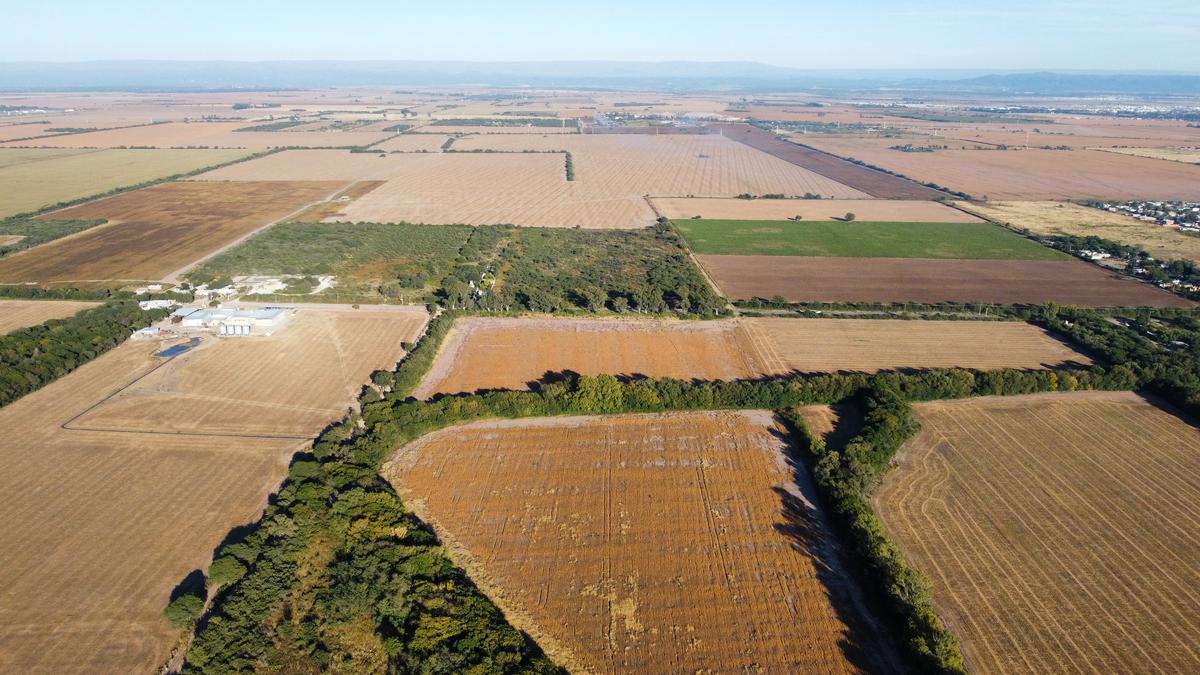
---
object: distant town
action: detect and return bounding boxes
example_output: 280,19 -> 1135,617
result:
1087,199 -> 1200,231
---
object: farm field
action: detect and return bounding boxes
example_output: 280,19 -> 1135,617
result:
710,123 -> 948,199
413,316 -> 767,397
0,147 -> 248,217
0,299 -> 101,334
674,219 -> 1065,259
1096,146 -> 1200,164
0,338 -> 300,674
958,200 -> 1200,264
70,305 -> 427,436
697,255 -> 1193,307
652,196 -> 981,222
0,180 -> 345,286
372,133 -> 453,152
385,411 -> 897,673
874,391 -> 1200,674
1,121 -> 391,149
741,318 -> 1091,374
801,136 -> 1200,200
414,124 -> 579,134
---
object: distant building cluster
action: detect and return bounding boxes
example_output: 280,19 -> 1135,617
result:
1089,200 -> 1200,232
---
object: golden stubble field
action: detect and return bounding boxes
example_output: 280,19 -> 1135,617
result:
0,121 -> 391,149
960,200 -> 1200,264
874,391 -> 1200,674
0,299 -> 100,334
0,180 -> 345,286
0,305 -> 425,674
740,318 -> 1092,374
196,133 -> 870,228
0,147 -> 248,217
385,411 -> 898,673
413,317 -> 769,398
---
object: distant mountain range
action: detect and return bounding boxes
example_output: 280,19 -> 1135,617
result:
0,60 -> 1198,95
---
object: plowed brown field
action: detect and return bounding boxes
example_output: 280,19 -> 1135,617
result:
698,255 -> 1193,308
741,318 -> 1091,373
385,411 -> 898,673
0,181 -> 344,285
0,304 -> 424,674
875,392 -> 1200,674
0,299 -> 100,334
412,317 -> 769,398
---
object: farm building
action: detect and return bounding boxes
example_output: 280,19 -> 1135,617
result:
173,306 -> 295,336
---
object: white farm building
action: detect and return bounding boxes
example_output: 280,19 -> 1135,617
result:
173,306 -> 294,336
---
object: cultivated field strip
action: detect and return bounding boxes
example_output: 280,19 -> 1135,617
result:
386,411 -> 897,673
652,196 -> 981,222
697,255 -> 1194,308
741,318 -> 1092,374
413,317 -> 770,398
0,121 -> 391,149
0,181 -> 345,285
874,392 -> 1200,674
0,299 -> 100,334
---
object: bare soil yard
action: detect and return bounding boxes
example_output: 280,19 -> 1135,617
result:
385,411 -> 897,673
0,299 -> 100,334
875,392 -> 1200,674
698,255 -> 1193,308
741,317 -> 1091,374
413,317 -> 768,398
0,181 -> 344,286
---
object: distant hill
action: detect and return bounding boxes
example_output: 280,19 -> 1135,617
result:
0,61 -> 1198,95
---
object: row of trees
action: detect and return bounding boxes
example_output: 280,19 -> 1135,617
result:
0,300 -> 169,408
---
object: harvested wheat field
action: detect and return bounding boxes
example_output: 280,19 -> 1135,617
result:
653,196 -> 980,222
0,339 -> 300,674
0,299 -> 101,334
372,133 -> 454,152
70,305 -> 426,437
698,255 -> 1193,308
385,411 -> 898,673
0,180 -> 344,286
741,318 -> 1091,374
802,136 -> 1200,201
0,147 -> 248,217
958,200 -> 1200,264
2,121 -> 390,149
413,317 -> 769,398
875,391 -> 1200,674
1097,147 -> 1200,165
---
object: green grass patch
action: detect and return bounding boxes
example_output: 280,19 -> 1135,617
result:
674,219 -> 1068,260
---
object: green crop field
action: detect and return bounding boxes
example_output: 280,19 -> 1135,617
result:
673,219 -> 1068,260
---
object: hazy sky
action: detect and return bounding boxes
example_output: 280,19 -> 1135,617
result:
6,0 -> 1198,70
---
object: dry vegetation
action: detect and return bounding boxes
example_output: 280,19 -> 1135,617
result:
0,305 -> 425,673
413,317 -> 768,398
875,392 -> 1200,674
0,181 -> 344,285
0,147 -> 248,217
958,200 -> 1200,264
801,136 -> 1200,200
371,134 -> 454,152
1,121 -> 390,149
0,299 -> 101,334
1096,147 -> 1200,164
741,318 -> 1091,374
71,305 -> 427,436
698,255 -> 1193,308
653,197 -> 980,222
385,411 -> 896,673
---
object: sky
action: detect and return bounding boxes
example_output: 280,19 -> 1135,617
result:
5,0 -> 1199,71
